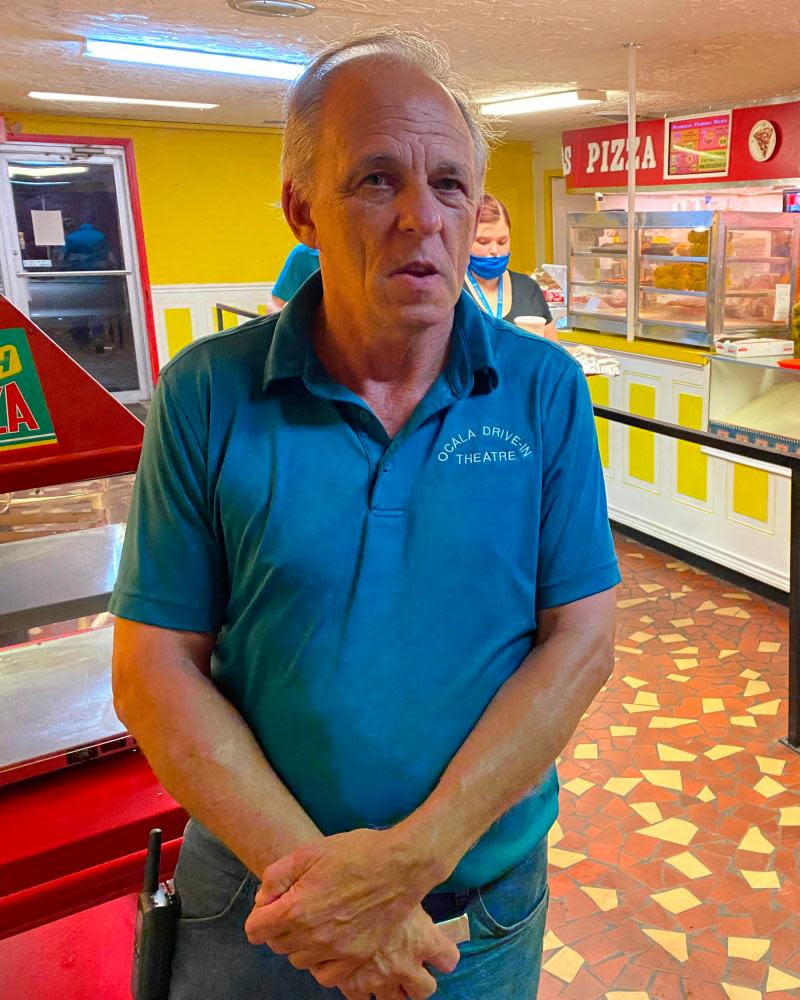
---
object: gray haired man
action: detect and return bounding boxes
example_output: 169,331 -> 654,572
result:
111,30 -> 618,1000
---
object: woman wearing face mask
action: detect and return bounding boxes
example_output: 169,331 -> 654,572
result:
465,194 -> 557,341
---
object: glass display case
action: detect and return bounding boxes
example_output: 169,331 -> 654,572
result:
567,211 -> 800,347
708,354 -> 800,455
567,211 -> 630,335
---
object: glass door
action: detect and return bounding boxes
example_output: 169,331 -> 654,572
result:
0,145 -> 152,402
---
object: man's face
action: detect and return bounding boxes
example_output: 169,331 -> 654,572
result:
296,59 -> 481,335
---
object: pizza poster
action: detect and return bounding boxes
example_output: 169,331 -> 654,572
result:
666,113 -> 732,179
0,328 -> 57,452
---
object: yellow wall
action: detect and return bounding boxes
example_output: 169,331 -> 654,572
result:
532,134 -> 564,267
10,113 -> 537,284
484,140 -> 535,274
11,114 -> 289,286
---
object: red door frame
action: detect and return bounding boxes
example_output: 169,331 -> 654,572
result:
5,131 -> 160,388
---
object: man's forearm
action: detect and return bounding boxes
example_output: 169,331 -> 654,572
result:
394,591 -> 615,886
113,626 -> 322,876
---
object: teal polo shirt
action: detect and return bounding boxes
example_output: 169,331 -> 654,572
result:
110,274 -> 619,890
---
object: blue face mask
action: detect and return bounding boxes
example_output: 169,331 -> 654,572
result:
468,253 -> 510,280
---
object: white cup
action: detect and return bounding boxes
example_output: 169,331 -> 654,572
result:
514,315 -> 547,336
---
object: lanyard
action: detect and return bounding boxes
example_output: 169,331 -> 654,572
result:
466,270 -> 504,319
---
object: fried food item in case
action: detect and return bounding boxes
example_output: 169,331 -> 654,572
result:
688,229 -> 710,254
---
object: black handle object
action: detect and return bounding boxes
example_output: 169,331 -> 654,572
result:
131,829 -> 180,1000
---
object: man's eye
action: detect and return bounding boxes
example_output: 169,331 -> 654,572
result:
363,173 -> 388,187
436,178 -> 462,191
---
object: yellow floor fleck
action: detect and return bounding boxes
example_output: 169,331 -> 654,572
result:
609,726 -> 637,737
624,703 -> 657,714
640,769 -> 683,792
573,743 -> 599,760
740,870 -> 781,890
753,776 -> 785,799
649,716 -> 697,729
603,777 -> 643,796
778,806 -> 800,826
580,886 -> 618,911
722,983 -> 762,1000
542,930 -> 562,951
738,827 -> 774,855
650,887 -> 701,914
727,937 -> 770,961
766,966 -> 800,991
657,743 -> 697,762
562,777 -> 593,797
621,675 -> 648,689
748,700 -> 781,717
643,928 -> 688,961
549,848 -> 587,869
705,745 -> 744,760
542,946 -> 584,984
755,756 -> 786,776
630,802 -> 663,824
664,851 -> 712,879
637,817 -> 698,846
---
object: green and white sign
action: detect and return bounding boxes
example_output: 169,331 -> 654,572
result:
0,327 -> 57,452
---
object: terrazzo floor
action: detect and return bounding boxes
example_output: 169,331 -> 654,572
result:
539,533 -> 799,1000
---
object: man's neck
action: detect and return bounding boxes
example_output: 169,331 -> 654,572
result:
311,301 -> 453,437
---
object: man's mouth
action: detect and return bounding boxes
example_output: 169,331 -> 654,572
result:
393,261 -> 438,278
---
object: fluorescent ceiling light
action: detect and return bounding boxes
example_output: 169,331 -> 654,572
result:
28,91 -> 218,110
84,38 -> 305,81
9,165 -> 89,178
481,89 -> 606,116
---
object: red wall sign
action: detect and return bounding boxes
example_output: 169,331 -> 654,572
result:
563,99 -> 800,191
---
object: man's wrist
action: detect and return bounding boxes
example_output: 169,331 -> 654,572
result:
385,805 -> 469,897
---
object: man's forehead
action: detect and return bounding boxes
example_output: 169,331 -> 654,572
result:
320,59 -> 474,153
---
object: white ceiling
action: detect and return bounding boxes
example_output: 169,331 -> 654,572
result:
1,0 -> 800,143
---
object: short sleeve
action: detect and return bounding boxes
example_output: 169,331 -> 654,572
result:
272,246 -> 319,302
109,373 -> 227,633
531,280 -> 554,324
536,365 -> 620,610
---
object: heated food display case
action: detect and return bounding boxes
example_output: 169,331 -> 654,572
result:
708,353 -> 800,454
567,210 -> 800,347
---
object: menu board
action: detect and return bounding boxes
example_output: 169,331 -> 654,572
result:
665,113 -> 731,179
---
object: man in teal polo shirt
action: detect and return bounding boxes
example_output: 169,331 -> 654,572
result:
111,30 -> 618,1000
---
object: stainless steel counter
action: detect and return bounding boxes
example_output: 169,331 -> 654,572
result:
0,523 -> 124,633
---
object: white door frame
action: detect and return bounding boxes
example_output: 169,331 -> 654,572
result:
0,142 -> 152,403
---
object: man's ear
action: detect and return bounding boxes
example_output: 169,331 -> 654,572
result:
282,181 -> 318,249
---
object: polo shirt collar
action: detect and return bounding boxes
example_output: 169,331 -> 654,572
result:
262,273 -> 499,398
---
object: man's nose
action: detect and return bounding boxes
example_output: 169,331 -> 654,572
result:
397,182 -> 443,237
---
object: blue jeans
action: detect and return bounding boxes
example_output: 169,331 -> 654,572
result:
168,820 -> 548,1000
